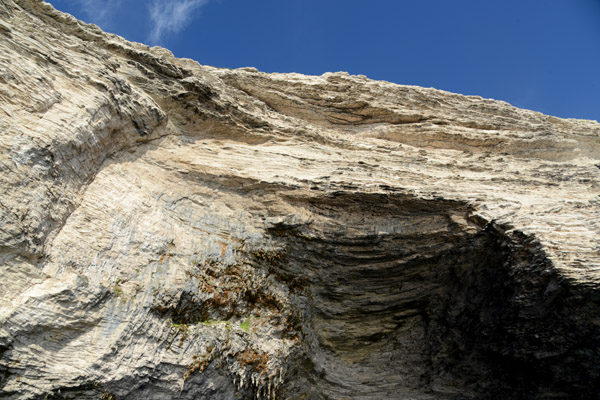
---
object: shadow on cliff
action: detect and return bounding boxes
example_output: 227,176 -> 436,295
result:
257,191 -> 600,400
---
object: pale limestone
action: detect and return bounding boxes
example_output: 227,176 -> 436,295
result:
0,1 -> 599,399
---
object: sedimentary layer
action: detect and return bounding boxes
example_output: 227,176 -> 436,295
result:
0,1 -> 599,399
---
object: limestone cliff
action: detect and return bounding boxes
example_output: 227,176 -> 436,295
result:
1,1 -> 599,399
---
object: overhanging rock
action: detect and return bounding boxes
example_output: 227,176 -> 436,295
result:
0,1 -> 599,399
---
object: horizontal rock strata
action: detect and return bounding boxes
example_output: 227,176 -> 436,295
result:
0,1 -> 599,399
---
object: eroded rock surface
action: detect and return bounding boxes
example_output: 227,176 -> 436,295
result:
1,1 -> 599,399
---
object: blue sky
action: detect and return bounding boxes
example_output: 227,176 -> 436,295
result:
47,0 -> 600,122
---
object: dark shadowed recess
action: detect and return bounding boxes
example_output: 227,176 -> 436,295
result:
265,192 -> 600,400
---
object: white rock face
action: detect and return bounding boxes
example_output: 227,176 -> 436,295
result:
1,1 -> 599,399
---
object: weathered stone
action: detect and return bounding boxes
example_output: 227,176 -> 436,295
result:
0,1 -> 599,399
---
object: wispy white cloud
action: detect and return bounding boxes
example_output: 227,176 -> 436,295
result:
147,0 -> 209,45
74,0 -> 123,28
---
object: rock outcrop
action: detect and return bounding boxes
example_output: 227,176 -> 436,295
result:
1,1 -> 599,399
